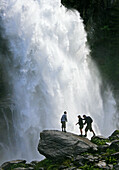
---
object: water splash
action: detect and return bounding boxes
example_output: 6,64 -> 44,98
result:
0,0 -> 117,164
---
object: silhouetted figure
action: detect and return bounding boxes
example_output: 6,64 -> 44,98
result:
83,115 -> 95,137
61,111 -> 67,132
76,115 -> 84,136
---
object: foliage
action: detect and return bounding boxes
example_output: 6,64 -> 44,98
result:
34,159 -> 53,169
80,164 -> 100,170
105,156 -> 117,164
33,158 -> 72,170
91,137 -> 109,145
106,148 -> 116,155
9,163 -> 30,170
62,159 -> 71,167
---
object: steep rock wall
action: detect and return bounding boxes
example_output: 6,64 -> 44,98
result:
61,0 -> 119,92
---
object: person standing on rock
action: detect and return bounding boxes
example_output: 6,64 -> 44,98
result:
61,111 -> 67,132
76,115 -> 84,136
83,115 -> 95,137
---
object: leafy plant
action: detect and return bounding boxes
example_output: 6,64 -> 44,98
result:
105,156 -> 117,164
91,137 -> 109,145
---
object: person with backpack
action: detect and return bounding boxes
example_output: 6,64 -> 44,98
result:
61,111 -> 67,132
76,115 -> 84,136
83,115 -> 95,137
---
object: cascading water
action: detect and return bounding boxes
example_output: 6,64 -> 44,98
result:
0,0 -> 117,164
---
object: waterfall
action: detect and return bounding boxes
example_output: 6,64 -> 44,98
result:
0,0 -> 117,164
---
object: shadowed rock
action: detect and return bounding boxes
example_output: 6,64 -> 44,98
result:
0,160 -> 26,170
38,130 -> 97,160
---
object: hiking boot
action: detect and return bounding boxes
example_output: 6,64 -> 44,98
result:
84,134 -> 87,137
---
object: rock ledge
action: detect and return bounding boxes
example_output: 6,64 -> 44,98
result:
38,130 -> 97,160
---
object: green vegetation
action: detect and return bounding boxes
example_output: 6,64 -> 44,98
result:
34,158 -> 72,170
5,158 -> 107,170
105,156 -> 117,164
105,148 -> 116,155
91,137 -> 109,145
5,163 -> 31,170
34,159 -> 53,169
109,130 -> 119,141
80,164 -> 100,170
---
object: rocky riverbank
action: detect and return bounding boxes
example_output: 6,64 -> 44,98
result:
1,130 -> 119,169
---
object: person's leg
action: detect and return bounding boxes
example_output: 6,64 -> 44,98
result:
64,122 -> 66,132
84,131 -> 87,137
90,125 -> 95,137
84,126 -> 88,137
62,122 -> 64,131
91,129 -> 95,136
80,127 -> 83,136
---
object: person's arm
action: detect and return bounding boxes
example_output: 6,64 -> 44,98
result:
83,119 -> 86,125
76,122 -> 79,125
65,115 -> 67,122
83,121 -> 86,125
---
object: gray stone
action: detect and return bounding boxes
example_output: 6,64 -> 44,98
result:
95,161 -> 107,168
1,160 -> 26,170
38,130 -> 97,160
73,155 -> 84,162
107,164 -> 113,169
84,154 -> 96,162
98,144 -> 109,152
59,165 -> 68,169
111,152 -> 119,159
92,135 -> 108,140
114,163 -> 119,170
109,140 -> 119,151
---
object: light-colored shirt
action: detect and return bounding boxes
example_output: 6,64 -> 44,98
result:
61,114 -> 67,122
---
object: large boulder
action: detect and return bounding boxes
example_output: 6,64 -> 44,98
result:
38,130 -> 97,160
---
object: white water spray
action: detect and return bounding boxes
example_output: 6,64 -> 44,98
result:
0,0 -> 117,164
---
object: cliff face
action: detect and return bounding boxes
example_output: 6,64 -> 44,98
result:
61,0 -> 119,91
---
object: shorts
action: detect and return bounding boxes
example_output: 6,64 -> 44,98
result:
61,121 -> 66,128
85,124 -> 93,132
79,124 -> 83,129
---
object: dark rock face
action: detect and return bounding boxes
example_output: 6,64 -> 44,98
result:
109,140 -> 119,151
61,0 -> 119,92
38,130 -> 97,160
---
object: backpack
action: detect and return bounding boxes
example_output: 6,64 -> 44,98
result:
87,116 -> 93,123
